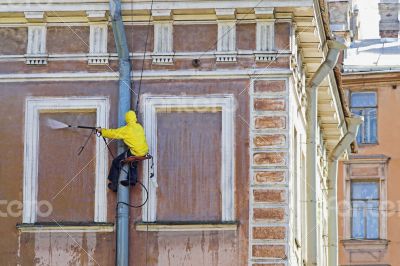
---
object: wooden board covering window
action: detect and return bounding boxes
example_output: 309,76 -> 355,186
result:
156,111 -> 222,222
37,112 -> 96,222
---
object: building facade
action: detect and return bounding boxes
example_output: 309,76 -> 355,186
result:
337,0 -> 400,265
0,1 -> 351,265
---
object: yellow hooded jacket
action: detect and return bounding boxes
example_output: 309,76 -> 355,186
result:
101,111 -> 149,156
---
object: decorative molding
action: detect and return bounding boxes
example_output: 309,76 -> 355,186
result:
254,7 -> 275,19
17,223 -> 114,233
254,51 -> 278,62
343,158 -> 389,240
341,239 -> 389,250
136,222 -> 238,232
216,21 -> 237,62
25,25 -> 47,65
215,8 -> 236,19
23,97 -> 109,224
88,23 -> 108,65
141,95 -> 235,222
151,9 -> 172,20
255,20 -> 275,62
24,11 -> 45,22
0,1 -> 315,13
86,10 -> 107,21
152,21 -> 173,64
0,69 -> 292,83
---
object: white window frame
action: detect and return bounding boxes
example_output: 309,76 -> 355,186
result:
141,95 -> 235,222
23,97 -> 109,223
343,157 -> 388,240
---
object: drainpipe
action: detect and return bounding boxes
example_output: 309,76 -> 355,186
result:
327,116 -> 362,266
109,1 -> 132,265
306,40 -> 346,266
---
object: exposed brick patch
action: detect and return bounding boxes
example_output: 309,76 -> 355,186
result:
254,98 -> 286,111
254,80 -> 286,93
253,152 -> 286,165
253,134 -> 286,147
253,190 -> 285,203
252,245 -> 286,259
253,208 -> 285,221
254,171 -> 285,183
254,116 -> 286,129
253,226 -> 286,240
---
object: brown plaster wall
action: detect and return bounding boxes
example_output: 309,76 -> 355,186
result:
37,112 -> 97,222
237,23 -> 256,51
338,78 -> 400,265
174,24 -> 218,52
275,22 -> 291,50
156,112 -> 222,221
108,25 -> 154,54
128,79 -> 250,266
47,26 -> 89,54
0,27 -> 27,55
0,78 -> 250,265
0,80 -> 119,265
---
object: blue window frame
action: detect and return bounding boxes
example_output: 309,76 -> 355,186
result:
350,92 -> 377,144
351,181 -> 379,239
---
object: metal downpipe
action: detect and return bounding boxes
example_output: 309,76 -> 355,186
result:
306,40 -> 346,266
109,0 -> 132,265
327,116 -> 362,266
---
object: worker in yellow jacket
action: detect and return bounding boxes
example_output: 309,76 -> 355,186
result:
97,110 -> 149,192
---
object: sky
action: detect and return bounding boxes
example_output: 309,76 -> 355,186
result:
356,0 -> 380,39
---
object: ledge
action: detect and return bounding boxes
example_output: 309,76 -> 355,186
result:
135,222 -> 239,232
341,239 -> 390,250
16,222 -> 114,233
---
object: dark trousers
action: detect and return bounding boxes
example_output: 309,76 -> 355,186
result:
108,151 -> 138,185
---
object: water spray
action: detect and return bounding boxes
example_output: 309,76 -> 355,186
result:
46,119 -> 98,131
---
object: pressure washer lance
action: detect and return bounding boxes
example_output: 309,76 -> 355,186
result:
46,118 -> 114,157
67,125 -> 102,156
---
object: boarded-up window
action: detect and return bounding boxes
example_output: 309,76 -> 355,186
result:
156,111 -> 222,221
37,112 -> 97,222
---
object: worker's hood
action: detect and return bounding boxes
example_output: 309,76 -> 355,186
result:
125,110 -> 137,124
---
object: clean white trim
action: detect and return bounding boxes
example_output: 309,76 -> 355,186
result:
23,97 -> 109,223
141,94 -> 235,222
0,69 -> 292,83
88,23 -> 109,65
0,50 -> 291,62
135,222 -> 238,232
256,20 -> 275,52
17,224 -> 114,233
217,21 -> 237,62
0,1 -> 314,13
26,25 -> 47,65
153,21 -> 174,64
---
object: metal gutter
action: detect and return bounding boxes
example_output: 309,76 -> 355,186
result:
109,0 -> 132,265
306,39 -> 346,266
327,116 -> 362,266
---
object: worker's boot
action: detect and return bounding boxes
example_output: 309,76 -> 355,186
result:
120,165 -> 137,186
108,182 -> 118,192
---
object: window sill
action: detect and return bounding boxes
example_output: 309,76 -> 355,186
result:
135,222 -> 239,232
16,222 -> 114,233
341,239 -> 389,250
